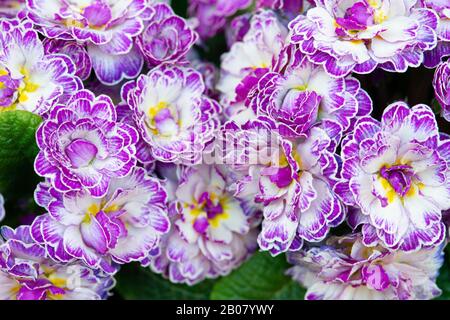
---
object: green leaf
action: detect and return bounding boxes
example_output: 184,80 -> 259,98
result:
172,0 -> 188,17
210,252 -> 306,300
115,263 -> 216,300
0,110 -> 42,197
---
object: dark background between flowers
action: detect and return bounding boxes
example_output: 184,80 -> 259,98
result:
1,0 -> 449,300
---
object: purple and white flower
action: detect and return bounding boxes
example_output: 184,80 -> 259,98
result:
336,102 -> 450,251
217,10 -> 288,118
31,167 -> 169,273
419,0 -> 450,68
221,119 -> 345,255
188,0 -> 252,39
26,0 -> 150,85
44,39 -> 92,81
136,3 -> 198,67
258,126 -> 345,254
289,0 -> 439,77
0,19 -> 82,115
251,46 -> 372,138
433,60 -> 450,121
144,165 -> 259,285
287,234 -> 444,300
34,89 -> 138,197
123,64 -> 220,165
0,225 -> 115,300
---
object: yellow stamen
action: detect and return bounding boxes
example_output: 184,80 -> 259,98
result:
87,203 -> 100,215
379,177 -> 396,204
104,204 -> 120,213
48,274 -> 67,288
294,84 -> 308,91
14,67 -> 40,105
148,101 -> 169,119
374,10 -> 387,24
209,212 -> 229,228
64,18 -> 84,28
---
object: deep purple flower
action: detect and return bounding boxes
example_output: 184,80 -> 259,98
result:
34,89 -> 138,197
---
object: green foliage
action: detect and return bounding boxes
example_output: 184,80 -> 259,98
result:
210,252 -> 306,300
0,110 -> 42,198
171,0 -> 188,17
115,263 -> 216,300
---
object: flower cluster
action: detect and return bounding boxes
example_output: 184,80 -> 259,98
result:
287,234 -> 444,300
0,225 -> 115,300
0,0 -> 449,301
144,164 -> 259,285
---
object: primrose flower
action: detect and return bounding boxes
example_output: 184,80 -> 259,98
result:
220,119 -> 345,255
0,225 -> 115,300
26,0 -> 150,85
31,167 -> 169,273
419,0 -> 450,68
252,46 -> 372,139
123,64 -> 220,165
44,39 -> 92,81
34,89 -> 138,197
336,102 -> 450,251
145,165 -> 259,285
289,0 -> 439,77
136,3 -> 198,67
433,60 -> 450,122
217,10 -> 288,118
287,234 -> 444,300
0,19 -> 82,115
258,126 -> 345,254
188,0 -> 252,39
